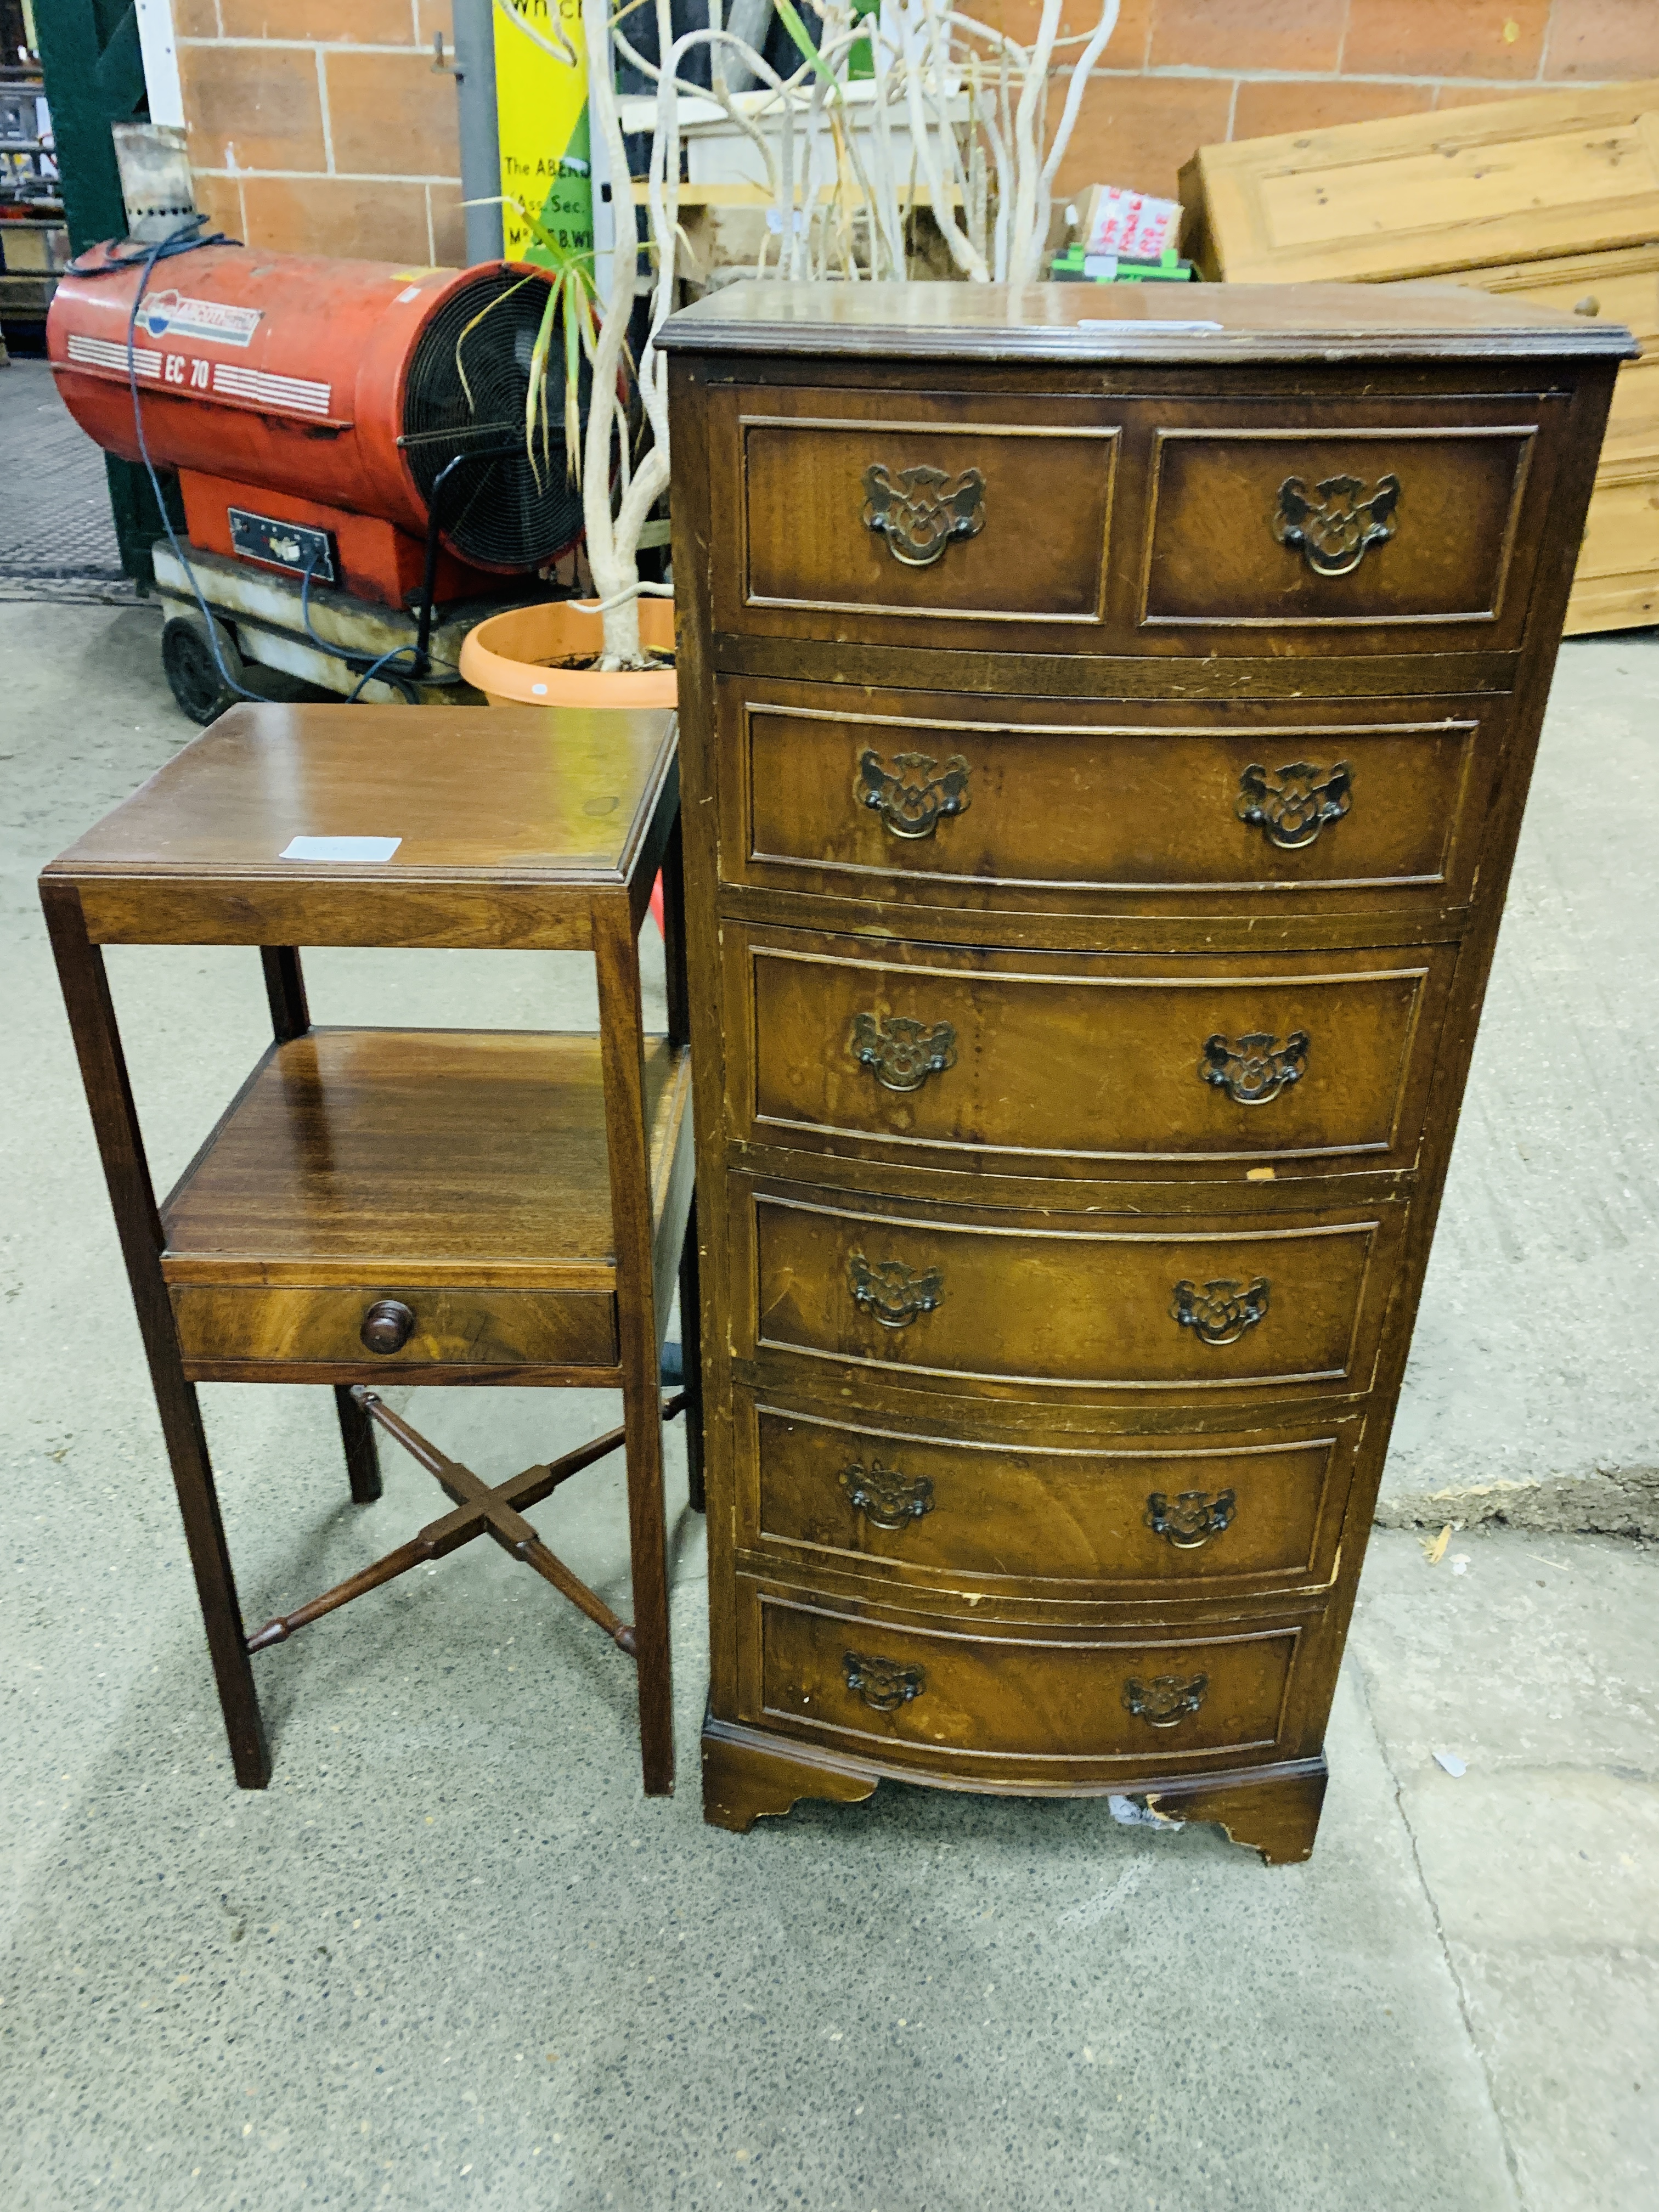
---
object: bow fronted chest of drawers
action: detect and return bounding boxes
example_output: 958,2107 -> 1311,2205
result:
661,282 -> 1631,1862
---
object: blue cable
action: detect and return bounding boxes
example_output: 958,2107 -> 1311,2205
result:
110,223 -> 264,704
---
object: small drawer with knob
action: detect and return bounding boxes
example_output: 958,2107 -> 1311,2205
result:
717,676 -> 1502,921
739,1396 -> 1363,1601
729,922 -> 1455,1184
166,1282 -> 618,1380
740,1582 -> 1313,1774
736,1180 -> 1406,1404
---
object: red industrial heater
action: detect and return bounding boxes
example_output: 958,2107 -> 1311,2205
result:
49,242 -> 578,718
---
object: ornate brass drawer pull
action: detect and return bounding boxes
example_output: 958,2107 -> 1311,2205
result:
1122,1672 -> 1209,1729
843,1649 -> 927,1711
858,747 -> 970,840
840,1458 -> 936,1531
1237,760 -> 1351,851
1273,471 -> 1400,577
1200,1029 -> 1309,1106
849,1252 -> 945,1329
862,461 -> 986,568
1171,1276 -> 1269,1346
851,1012 -> 957,1093
1145,1489 -> 1237,1550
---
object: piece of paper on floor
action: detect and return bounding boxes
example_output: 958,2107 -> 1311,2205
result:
280,836 -> 402,863
1434,1751 -> 1468,1778
1108,1793 -> 1182,1830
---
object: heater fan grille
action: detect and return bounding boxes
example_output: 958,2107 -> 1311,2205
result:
402,268 -> 585,570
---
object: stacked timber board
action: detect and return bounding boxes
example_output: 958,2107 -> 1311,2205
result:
1181,83 -> 1659,636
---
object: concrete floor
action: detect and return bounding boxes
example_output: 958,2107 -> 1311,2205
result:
2,602 -> 1656,2210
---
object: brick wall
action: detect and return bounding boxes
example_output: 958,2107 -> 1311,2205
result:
1004,0 -> 1659,204
175,2 -> 465,267
172,2 -> 1655,267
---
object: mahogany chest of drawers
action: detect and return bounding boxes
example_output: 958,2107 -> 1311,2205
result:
661,282 -> 1630,1861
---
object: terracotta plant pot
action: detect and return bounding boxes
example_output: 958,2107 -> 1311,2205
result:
459,596 -> 676,708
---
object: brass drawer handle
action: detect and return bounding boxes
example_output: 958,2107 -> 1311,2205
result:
851,1012 -> 957,1093
862,461 -> 986,568
360,1298 -> 415,1354
858,747 -> 970,840
1237,760 -> 1351,850
1123,1672 -> 1209,1729
843,1649 -> 927,1711
1273,471 -> 1400,577
840,1458 -> 935,1532
849,1252 -> 945,1329
1200,1029 -> 1308,1105
1146,1489 -> 1236,1550
1171,1276 -> 1269,1346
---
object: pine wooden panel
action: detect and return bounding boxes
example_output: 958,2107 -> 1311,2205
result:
1479,248 -> 1659,474
1180,83 -> 1659,287
1180,89 -> 1658,634
160,1028 -> 689,1285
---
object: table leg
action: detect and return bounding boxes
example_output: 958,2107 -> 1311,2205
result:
659,811 -> 702,1510
659,808 -> 690,1050
260,949 -> 377,1509
259,945 -> 310,1041
42,884 -> 271,1788
595,898 -> 676,1797
334,1384 -> 383,1504
679,1193 -> 704,1514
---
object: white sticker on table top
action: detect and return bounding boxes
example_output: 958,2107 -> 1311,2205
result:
280,836 -> 403,863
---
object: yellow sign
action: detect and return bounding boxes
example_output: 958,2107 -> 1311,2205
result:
493,0 -> 594,267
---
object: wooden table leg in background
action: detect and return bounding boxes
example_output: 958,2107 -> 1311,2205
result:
659,812 -> 704,1515
333,1386 -> 385,1506
678,1194 -> 704,1516
42,883 -> 272,1788
595,896 -> 676,1796
659,808 -> 690,1052
260,944 -> 382,1508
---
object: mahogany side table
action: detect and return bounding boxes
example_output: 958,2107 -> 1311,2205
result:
40,701 -> 699,1796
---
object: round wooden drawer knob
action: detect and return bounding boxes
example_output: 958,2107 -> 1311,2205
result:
360,1299 -> 416,1355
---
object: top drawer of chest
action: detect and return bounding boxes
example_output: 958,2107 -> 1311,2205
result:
704,382 -> 1566,658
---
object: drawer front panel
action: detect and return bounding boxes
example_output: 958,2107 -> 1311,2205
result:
745,1398 -> 1361,1595
737,927 -> 1450,1175
750,1590 -> 1301,1764
170,1283 -> 618,1372
1141,426 -> 1536,629
742,1187 -> 1402,1397
735,393 -> 1117,628
724,680 -> 1492,915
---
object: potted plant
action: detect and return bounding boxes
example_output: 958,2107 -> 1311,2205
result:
462,0 -> 1121,706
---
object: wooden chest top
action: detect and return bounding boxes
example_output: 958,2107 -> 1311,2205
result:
656,278 -> 1635,365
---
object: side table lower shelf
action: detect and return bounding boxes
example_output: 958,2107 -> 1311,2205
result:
159,1025 -> 693,1384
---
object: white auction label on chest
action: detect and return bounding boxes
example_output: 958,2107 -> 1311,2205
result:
280,836 -> 403,863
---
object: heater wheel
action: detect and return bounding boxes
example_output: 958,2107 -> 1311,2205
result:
162,613 -> 246,726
